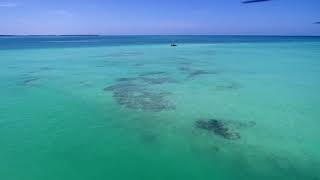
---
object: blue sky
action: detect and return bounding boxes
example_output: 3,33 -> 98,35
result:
0,0 -> 319,35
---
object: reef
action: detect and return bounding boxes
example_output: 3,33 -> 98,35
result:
20,71 -> 40,86
179,66 -> 192,72
104,72 -> 176,112
141,77 -> 178,85
187,70 -> 218,79
178,64 -> 220,79
80,81 -> 92,87
23,77 -> 38,85
116,77 -> 140,82
196,119 -> 241,140
139,71 -> 167,76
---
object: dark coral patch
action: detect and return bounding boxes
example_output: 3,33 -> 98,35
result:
187,70 -> 218,79
23,77 -> 38,85
104,74 -> 176,112
141,77 -> 178,85
196,119 -> 240,140
139,71 -> 167,77
116,77 -> 140,82
116,72 -> 178,85
104,82 -> 144,92
178,66 -> 192,72
109,85 -> 175,112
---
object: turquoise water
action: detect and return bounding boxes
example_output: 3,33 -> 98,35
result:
1,36 -> 320,179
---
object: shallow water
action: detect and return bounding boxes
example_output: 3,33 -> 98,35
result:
1,36 -> 320,180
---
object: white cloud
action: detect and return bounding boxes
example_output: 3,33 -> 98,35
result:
0,2 -> 18,7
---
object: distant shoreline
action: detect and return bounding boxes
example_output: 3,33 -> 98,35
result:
0,35 -> 101,37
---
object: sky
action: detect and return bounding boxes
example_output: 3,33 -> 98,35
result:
0,0 -> 319,35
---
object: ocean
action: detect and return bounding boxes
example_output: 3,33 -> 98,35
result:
0,35 -> 319,180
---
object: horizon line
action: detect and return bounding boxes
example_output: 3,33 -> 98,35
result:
1,34 -> 320,37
